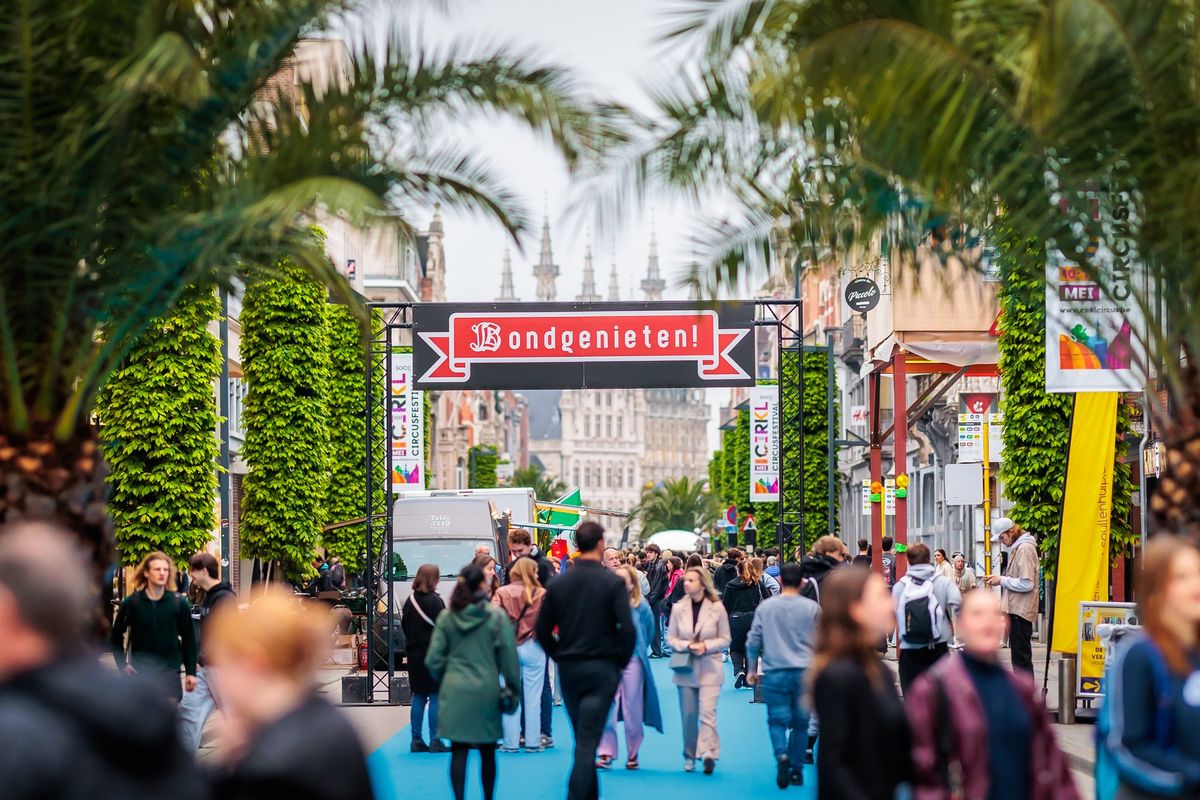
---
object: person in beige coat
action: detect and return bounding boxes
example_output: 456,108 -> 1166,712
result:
667,567 -> 731,776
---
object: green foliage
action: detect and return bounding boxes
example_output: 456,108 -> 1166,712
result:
512,463 -> 567,501
322,306 -> 383,572
997,233 -> 1134,574
636,477 -> 720,538
469,445 -> 498,489
240,259 -> 330,580
801,350 -> 840,544
97,285 -> 220,566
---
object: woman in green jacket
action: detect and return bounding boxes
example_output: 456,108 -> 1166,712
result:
425,563 -> 520,800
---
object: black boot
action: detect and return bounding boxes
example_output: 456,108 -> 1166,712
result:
429,740 -> 451,754
804,734 -> 817,764
410,738 -> 429,753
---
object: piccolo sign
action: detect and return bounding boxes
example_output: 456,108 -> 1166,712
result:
413,302 -> 756,389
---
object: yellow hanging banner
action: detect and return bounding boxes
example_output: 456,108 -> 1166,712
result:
1051,392 -> 1118,653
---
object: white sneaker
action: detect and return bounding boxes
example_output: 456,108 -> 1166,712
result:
683,758 -> 695,772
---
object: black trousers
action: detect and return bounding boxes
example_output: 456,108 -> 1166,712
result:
558,659 -> 621,800
898,643 -> 948,695
649,600 -> 664,656
1009,614 -> 1034,674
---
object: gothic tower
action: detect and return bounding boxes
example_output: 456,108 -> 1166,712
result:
420,205 -> 447,302
532,215 -> 559,302
607,261 -> 621,302
496,249 -> 518,301
640,226 -> 666,301
576,244 -> 602,302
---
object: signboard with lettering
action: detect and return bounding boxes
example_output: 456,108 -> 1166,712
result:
749,386 -> 780,503
844,277 -> 881,313
390,353 -> 425,491
413,302 -> 756,390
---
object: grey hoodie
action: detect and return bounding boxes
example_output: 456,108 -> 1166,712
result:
892,563 -> 961,648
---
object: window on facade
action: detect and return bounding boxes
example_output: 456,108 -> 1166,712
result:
606,466 -> 612,488
584,465 -> 592,488
573,466 -> 581,487
606,416 -> 613,438
627,466 -> 635,486
617,417 -> 623,439
585,415 -> 591,437
922,473 -> 936,530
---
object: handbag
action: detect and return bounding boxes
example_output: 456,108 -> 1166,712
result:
669,650 -> 694,672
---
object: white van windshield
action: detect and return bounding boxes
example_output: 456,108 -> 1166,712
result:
392,539 -> 494,579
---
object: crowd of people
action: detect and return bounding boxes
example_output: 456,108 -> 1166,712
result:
3,516 -> 1200,800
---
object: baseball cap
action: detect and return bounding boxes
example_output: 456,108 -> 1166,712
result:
991,517 -> 1015,542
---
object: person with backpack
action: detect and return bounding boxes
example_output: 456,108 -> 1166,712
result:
892,543 -> 961,694
110,550 -> 198,701
401,564 -> 448,753
1097,535 -> 1200,799
713,548 -> 743,595
906,588 -> 1079,800
722,558 -> 768,689
426,564 -> 521,800
178,551 -> 237,753
493,557 -> 548,753
800,535 -> 844,605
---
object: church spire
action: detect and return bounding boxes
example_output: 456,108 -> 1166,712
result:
496,249 -> 517,301
607,259 -> 620,302
533,214 -> 559,302
641,219 -> 666,301
577,242 -> 601,302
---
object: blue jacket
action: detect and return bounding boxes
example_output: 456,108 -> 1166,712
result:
627,600 -> 664,733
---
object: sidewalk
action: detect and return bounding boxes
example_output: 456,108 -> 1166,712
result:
883,640 -> 1096,796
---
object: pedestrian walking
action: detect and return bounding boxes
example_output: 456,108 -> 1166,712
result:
722,558 -> 766,688
665,556 -> 685,604
474,553 -> 500,600
801,535 -> 844,605
880,536 -> 898,589
852,539 -> 872,567
907,589 -> 1080,800
713,548 -> 743,594
110,550 -> 198,701
667,566 -> 732,775
597,564 -> 664,770
535,521 -> 636,800
934,548 -> 955,580
811,567 -> 913,800
401,564 -> 448,753
426,564 -> 521,800
983,518 -> 1038,674
745,563 -> 821,789
206,588 -> 373,800
951,551 -> 977,593
178,551 -> 236,753
494,557 -> 548,753
752,557 -> 780,596
893,542 -> 961,694
0,522 -> 204,800
1099,535 -> 1200,798
643,544 -> 669,658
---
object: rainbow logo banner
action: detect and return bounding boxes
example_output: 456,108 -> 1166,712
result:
749,385 -> 780,502
389,354 -> 425,492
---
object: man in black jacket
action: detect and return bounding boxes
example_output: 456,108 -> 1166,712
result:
0,522 -> 204,800
505,528 -> 554,588
179,551 -> 237,753
536,522 -> 635,800
110,551 -> 198,700
800,535 -> 844,606
643,543 -> 668,657
713,548 -> 744,594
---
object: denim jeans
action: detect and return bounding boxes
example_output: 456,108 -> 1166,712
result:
412,692 -> 439,742
503,639 -> 547,749
178,666 -> 217,753
761,668 -> 809,763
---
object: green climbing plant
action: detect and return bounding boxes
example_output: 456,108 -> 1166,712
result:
802,350 -> 840,543
469,445 -> 498,489
997,232 -> 1135,575
240,257 -> 331,581
97,285 -> 220,566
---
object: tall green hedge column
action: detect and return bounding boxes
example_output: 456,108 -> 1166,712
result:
97,285 -> 220,565
240,260 -> 330,581
469,445 -> 498,489
997,234 -> 1134,573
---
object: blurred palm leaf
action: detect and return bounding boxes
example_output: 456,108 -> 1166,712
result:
635,476 -> 720,538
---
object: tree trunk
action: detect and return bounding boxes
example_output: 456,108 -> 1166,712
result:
0,422 -> 115,635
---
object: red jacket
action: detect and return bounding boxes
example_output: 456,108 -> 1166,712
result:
905,654 -> 1080,800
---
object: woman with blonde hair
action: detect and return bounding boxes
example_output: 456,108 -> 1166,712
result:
110,551 -> 197,700
492,557 -> 548,752
206,588 -> 372,799
597,564 -> 663,770
668,566 -> 731,775
401,564 -> 447,753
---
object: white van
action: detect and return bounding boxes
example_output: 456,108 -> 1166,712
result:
390,495 -> 512,606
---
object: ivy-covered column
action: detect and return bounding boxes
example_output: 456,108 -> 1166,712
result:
97,285 -> 220,565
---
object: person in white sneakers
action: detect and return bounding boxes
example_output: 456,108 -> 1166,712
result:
893,542 -> 961,694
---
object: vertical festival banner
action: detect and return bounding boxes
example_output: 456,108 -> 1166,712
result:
1051,392 -> 1118,653
1045,219 -> 1145,393
749,386 -> 780,503
390,353 -> 424,491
